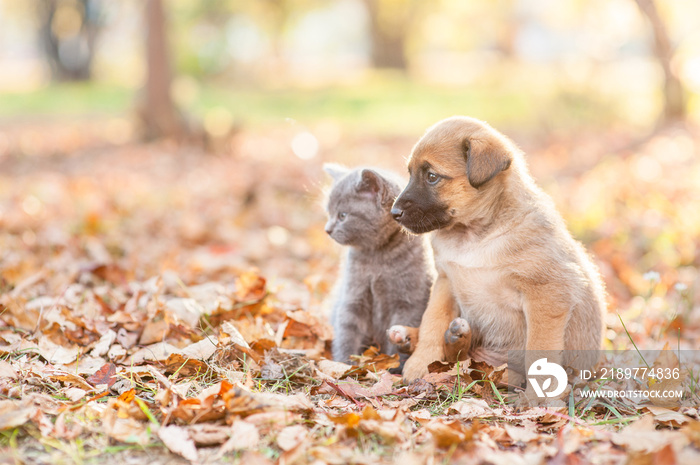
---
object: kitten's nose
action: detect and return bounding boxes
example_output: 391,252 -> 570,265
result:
390,207 -> 404,220
324,222 -> 334,235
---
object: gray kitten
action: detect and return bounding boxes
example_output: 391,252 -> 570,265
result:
323,164 -> 434,363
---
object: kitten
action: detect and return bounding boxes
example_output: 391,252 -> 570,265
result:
323,164 -> 434,363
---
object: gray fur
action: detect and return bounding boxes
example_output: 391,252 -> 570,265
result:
323,164 -> 435,363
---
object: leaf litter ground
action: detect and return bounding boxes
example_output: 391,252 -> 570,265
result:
1,119 -> 700,464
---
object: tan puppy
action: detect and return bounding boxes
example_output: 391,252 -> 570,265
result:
391,116 -> 606,391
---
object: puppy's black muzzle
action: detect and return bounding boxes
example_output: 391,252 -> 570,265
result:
392,181 -> 450,233
391,194 -> 415,223
391,198 -> 413,220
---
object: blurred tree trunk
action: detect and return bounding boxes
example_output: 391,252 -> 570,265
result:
261,0 -> 291,74
37,0 -> 101,81
634,0 -> 686,123
362,0 -> 410,70
139,0 -> 187,140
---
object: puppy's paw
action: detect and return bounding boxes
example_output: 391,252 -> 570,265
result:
387,325 -> 418,354
444,318 -> 471,345
402,356 -> 428,383
402,348 -> 443,383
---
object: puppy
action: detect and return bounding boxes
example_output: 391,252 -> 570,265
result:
391,116 -> 606,393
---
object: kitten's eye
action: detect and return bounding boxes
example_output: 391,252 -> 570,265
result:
426,172 -> 440,185
338,212 -> 347,220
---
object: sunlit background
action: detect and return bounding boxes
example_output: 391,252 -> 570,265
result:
1,0 -> 700,350
1,0 -> 699,131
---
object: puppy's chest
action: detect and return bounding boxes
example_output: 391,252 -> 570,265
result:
446,266 -> 518,308
433,236 -> 522,312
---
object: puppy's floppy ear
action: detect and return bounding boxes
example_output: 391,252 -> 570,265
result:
464,138 -> 512,189
323,163 -> 349,182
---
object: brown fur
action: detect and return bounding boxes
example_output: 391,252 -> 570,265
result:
394,116 -> 606,390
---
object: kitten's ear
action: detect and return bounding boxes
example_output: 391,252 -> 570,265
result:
323,163 -> 349,182
356,169 -> 383,196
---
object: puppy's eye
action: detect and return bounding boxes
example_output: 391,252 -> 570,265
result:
338,212 -> 347,220
426,172 -> 440,185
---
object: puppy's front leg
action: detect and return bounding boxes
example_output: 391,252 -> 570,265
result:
403,274 -> 457,382
521,283 -> 569,403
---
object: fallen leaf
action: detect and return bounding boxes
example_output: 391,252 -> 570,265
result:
425,418 -> 479,448
448,398 -> 494,419
260,358 -> 284,379
187,424 -> 231,446
218,420 -> 259,454
158,425 -> 199,462
163,353 -> 210,377
648,376 -> 683,409
283,310 -> 333,341
345,346 -> 400,375
0,401 -> 34,430
91,330 -> 117,357
64,387 -> 87,402
328,411 -> 361,428
646,405 -> 691,427
0,361 -> 18,379
138,319 -> 169,345
235,272 -> 267,301
38,338 -> 80,366
53,412 -> 83,440
335,371 -> 394,399
504,422 -> 539,443
682,421 -> 700,448
627,443 -> 676,465
102,409 -> 151,445
408,409 -> 432,425
115,328 -> 139,349
180,336 -> 218,360
30,408 -> 54,436
237,451 -> 273,465
317,359 -> 352,379
277,424 -> 308,451
165,298 -> 206,328
86,362 -> 117,388
250,338 -> 277,355
611,415 -> 685,453
45,369 -> 95,391
129,342 -> 179,364
428,360 -> 456,373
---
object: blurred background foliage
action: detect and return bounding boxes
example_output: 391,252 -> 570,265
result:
0,0 -> 699,133
1,0 -> 700,348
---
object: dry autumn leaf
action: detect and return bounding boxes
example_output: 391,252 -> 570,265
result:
0,401 -> 34,431
425,418 -> 480,448
158,425 -> 199,462
86,362 -> 117,388
276,424 -> 308,451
